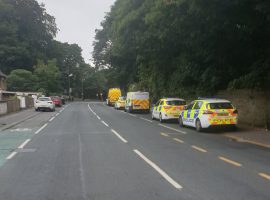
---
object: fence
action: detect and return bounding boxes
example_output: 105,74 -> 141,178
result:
0,97 -> 34,115
6,99 -> 20,113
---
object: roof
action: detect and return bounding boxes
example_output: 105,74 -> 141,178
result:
161,98 -> 185,101
197,99 -> 231,103
0,70 -> 7,78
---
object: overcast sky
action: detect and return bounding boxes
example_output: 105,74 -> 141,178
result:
37,0 -> 116,64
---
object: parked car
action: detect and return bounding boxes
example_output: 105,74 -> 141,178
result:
125,91 -> 150,113
179,98 -> 238,132
114,96 -> 126,110
35,97 -> 55,112
152,98 -> 186,122
50,96 -> 62,107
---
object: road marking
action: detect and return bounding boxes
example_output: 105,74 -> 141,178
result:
97,115 -> 101,120
158,124 -> 186,134
6,152 -> 17,160
219,156 -> 242,167
111,129 -> 128,143
173,138 -> 184,143
87,104 -> 93,111
160,132 -> 169,137
191,145 -> 207,153
225,135 -> 270,149
18,139 -> 31,149
140,117 -> 153,123
133,149 -> 182,190
55,113 -> 60,116
258,173 -> 270,181
128,113 -> 137,117
49,117 -> 55,122
35,123 -> 48,134
93,112 -> 97,116
101,121 -> 109,127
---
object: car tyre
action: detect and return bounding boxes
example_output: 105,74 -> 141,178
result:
159,113 -> 164,123
179,116 -> 184,127
195,119 -> 202,132
35,108 -> 39,111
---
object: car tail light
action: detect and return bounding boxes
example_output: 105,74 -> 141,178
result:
203,110 -> 214,114
233,109 -> 238,114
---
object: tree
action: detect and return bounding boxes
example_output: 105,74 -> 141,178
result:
7,69 -> 36,91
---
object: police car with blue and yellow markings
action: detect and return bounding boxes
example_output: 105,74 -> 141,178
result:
178,98 -> 238,132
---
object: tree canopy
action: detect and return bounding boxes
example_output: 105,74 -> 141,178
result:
93,0 -> 270,99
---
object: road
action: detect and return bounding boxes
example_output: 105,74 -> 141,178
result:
0,102 -> 269,200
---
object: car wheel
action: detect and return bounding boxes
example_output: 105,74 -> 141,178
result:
195,119 -> 202,132
35,108 -> 39,111
179,116 -> 184,127
159,113 -> 164,123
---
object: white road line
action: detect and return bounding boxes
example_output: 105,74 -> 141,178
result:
49,116 -> 55,122
6,152 -> 17,160
18,139 -> 31,149
140,117 -> 153,123
111,129 -> 128,143
87,104 -> 93,111
158,124 -> 186,134
97,115 -> 101,120
35,123 -> 48,134
55,113 -> 60,116
101,121 -> 109,127
128,113 -> 137,117
133,149 -> 182,190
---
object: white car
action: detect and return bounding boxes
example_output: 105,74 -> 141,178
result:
35,97 -> 55,112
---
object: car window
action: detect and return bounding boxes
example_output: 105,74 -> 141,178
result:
193,101 -> 203,109
186,102 -> 195,110
166,100 -> 186,106
155,100 -> 160,106
38,98 -> 50,101
209,102 -> 233,109
160,100 -> 164,106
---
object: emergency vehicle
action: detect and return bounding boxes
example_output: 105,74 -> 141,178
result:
152,98 -> 186,122
106,88 -> 121,106
179,98 -> 238,132
114,96 -> 126,110
125,91 -> 150,113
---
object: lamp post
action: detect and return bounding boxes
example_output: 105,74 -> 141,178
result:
81,78 -> 85,101
68,73 -> 73,101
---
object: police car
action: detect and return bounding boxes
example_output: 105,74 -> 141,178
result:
178,98 -> 238,132
152,98 -> 186,122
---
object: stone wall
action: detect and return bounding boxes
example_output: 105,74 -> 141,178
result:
218,90 -> 270,129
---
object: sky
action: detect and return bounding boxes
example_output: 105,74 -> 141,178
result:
36,0 -> 116,64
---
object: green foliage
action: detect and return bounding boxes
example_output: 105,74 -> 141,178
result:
93,0 -> 270,98
7,69 -> 36,91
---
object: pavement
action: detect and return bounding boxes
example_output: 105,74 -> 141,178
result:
0,102 -> 269,200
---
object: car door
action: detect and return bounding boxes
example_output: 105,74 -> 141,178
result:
191,101 -> 203,127
153,100 -> 161,118
182,101 -> 195,126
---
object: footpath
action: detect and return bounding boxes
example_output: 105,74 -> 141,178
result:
225,126 -> 270,149
0,109 -> 40,131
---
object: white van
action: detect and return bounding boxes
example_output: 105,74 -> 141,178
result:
125,91 -> 150,113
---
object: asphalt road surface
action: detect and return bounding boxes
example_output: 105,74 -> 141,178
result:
0,102 -> 269,200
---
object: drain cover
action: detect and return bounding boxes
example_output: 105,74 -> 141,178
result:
16,148 -> 36,153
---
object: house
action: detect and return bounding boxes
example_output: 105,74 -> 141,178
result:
0,70 -> 7,91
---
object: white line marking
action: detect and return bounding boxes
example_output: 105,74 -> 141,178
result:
133,149 -> 182,190
6,152 -> 17,160
128,113 -> 137,117
97,116 -> 101,120
55,113 -> 60,116
35,123 -> 48,134
111,129 -> 128,143
18,139 -> 31,149
49,116 -> 55,122
158,124 -> 186,134
101,121 -> 109,127
93,112 -> 97,116
173,138 -> 184,143
140,117 -> 153,123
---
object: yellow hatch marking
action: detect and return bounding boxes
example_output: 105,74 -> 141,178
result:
258,173 -> 270,181
173,138 -> 184,143
160,132 -> 169,137
191,145 -> 207,153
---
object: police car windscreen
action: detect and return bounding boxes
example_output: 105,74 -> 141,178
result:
209,103 -> 233,109
166,100 -> 186,106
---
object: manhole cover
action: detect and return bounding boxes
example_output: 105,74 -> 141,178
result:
16,148 -> 36,153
